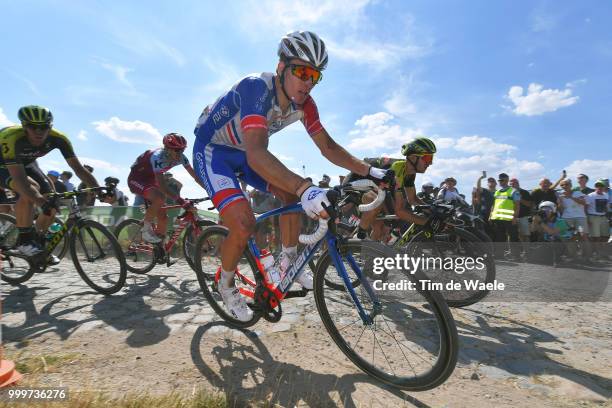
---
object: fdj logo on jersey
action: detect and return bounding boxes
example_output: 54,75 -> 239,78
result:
307,190 -> 322,200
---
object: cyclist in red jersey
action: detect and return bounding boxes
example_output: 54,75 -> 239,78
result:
128,133 -> 205,243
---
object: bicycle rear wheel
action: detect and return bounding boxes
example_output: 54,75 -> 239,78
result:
314,240 -> 458,391
114,218 -> 156,274
70,219 -> 126,295
193,225 -> 260,328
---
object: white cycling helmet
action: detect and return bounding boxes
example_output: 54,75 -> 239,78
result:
278,31 -> 328,70
538,201 -> 557,212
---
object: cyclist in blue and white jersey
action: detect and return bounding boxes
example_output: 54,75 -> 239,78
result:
193,31 -> 391,321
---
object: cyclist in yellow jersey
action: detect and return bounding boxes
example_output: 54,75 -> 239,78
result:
357,137 -> 437,240
0,105 -> 99,256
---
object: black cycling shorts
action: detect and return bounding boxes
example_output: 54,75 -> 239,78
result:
0,161 -> 53,197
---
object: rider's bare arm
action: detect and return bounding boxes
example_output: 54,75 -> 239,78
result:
244,128 -> 309,195
67,157 -> 99,188
6,164 -> 47,206
394,190 -> 427,225
404,185 -> 426,206
311,130 -> 369,176
184,164 -> 206,190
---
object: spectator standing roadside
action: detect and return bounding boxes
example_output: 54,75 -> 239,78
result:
417,182 -> 435,203
574,174 -> 594,195
318,174 -> 331,188
47,170 -> 67,193
474,175 -> 497,240
530,178 -> 559,209
163,172 -> 183,205
557,178 -> 592,260
489,173 -> 521,260
585,179 -> 611,259
437,177 -> 461,202
100,177 -> 128,207
61,170 -> 75,191
509,177 -> 533,255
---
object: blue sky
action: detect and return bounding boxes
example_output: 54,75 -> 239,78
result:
1,0 -> 611,203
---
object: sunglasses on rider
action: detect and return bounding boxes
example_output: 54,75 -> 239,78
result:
26,124 -> 51,132
418,154 -> 434,165
289,64 -> 322,85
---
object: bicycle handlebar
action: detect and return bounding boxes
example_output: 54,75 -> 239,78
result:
298,218 -> 328,244
46,186 -> 107,199
347,179 -> 386,212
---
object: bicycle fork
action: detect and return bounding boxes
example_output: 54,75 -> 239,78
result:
326,234 -> 382,325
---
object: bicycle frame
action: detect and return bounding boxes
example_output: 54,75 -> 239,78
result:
44,193 -> 107,264
160,205 -> 201,254
230,203 -> 382,324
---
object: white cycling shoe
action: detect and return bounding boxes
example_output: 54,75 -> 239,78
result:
295,270 -> 314,290
141,225 -> 162,244
220,286 -> 253,322
279,251 -> 313,290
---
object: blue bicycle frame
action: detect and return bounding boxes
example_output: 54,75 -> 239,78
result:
248,203 -> 382,325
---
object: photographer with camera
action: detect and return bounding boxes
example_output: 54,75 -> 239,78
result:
531,201 -> 576,263
100,176 -> 128,207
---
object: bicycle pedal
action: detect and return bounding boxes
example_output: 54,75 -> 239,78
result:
284,289 -> 309,299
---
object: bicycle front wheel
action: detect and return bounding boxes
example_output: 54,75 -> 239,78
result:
70,219 -> 127,295
114,218 -> 156,274
314,240 -> 458,391
193,225 -> 260,328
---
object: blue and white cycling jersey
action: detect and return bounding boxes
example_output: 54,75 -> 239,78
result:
194,72 -> 324,149
193,72 -> 326,214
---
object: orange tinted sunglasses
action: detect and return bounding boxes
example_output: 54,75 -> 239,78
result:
289,64 -> 323,85
419,154 -> 434,165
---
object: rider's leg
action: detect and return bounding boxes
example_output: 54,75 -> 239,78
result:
269,186 -> 299,251
219,200 -> 256,287
357,191 -> 383,238
140,188 -> 165,243
156,207 -> 169,238
11,178 -> 43,252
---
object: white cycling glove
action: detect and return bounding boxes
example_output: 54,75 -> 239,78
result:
369,166 -> 387,180
300,186 -> 330,219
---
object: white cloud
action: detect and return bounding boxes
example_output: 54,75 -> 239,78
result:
454,135 -> 516,154
110,26 -> 186,66
238,1 -> 431,69
348,112 -> 425,151
530,12 -> 558,32
426,155 -> 545,192
432,137 -> 455,149
565,160 -> 612,180
77,130 -> 88,141
327,35 -> 430,67
93,58 -> 134,88
383,89 -> 417,117
5,70 -> 41,96
271,151 -> 293,162
565,78 -> 587,89
506,83 -> 579,116
93,117 -> 162,145
0,107 -> 14,127
79,157 -> 124,173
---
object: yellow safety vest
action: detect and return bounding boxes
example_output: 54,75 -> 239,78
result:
491,188 -> 516,221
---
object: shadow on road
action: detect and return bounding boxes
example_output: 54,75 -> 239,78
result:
190,322 -> 432,408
